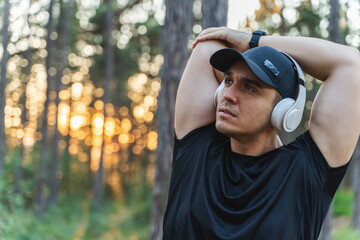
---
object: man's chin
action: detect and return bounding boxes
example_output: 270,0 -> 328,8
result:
215,121 -> 235,136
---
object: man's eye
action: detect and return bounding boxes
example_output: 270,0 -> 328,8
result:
246,85 -> 255,92
225,78 -> 232,84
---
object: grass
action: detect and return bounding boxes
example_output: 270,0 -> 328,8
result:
331,189 -> 360,240
0,192 -> 151,240
333,226 -> 360,240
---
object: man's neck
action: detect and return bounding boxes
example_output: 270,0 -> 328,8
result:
230,131 -> 281,156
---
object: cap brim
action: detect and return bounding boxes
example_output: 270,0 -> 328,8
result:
210,48 -> 276,88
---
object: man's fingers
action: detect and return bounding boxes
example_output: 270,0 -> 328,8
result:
194,27 -> 226,42
198,27 -> 226,36
198,32 -> 227,42
192,27 -> 250,51
193,31 -> 228,49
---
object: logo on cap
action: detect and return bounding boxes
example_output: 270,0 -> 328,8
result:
264,59 -> 279,76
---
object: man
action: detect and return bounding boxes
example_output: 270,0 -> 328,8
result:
163,27 -> 360,239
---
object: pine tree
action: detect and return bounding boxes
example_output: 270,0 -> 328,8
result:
0,0 -> 10,173
34,0 -> 55,215
150,0 -> 194,239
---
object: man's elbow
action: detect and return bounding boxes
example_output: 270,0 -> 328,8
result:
338,47 -> 360,85
345,47 -> 360,70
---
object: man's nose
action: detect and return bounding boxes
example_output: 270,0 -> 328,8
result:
223,85 -> 238,104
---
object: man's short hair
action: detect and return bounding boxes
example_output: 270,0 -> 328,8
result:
272,91 -> 283,107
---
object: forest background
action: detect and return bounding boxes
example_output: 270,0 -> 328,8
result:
0,0 -> 359,239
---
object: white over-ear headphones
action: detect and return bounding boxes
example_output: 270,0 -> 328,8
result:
214,80 -> 225,108
213,53 -> 306,133
271,53 -> 306,132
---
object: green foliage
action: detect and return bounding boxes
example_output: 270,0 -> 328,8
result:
333,226 -> 360,240
294,2 -> 323,38
333,190 -> 354,217
1,189 -> 151,240
0,171 -> 26,239
0,144 -> 151,239
0,208 -> 27,240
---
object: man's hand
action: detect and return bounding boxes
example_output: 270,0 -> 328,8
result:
192,27 -> 252,53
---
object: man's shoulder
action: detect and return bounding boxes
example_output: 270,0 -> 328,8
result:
284,130 -> 314,152
280,130 -> 327,169
174,121 -> 225,145
172,122 -> 228,165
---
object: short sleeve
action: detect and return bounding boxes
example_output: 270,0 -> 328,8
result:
293,131 -> 349,198
173,122 -> 223,165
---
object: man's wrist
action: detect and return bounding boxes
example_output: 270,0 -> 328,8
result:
249,30 -> 268,49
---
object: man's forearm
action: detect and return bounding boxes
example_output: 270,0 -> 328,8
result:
193,27 -> 359,82
259,36 -> 360,81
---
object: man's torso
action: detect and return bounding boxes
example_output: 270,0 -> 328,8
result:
163,122 -> 347,240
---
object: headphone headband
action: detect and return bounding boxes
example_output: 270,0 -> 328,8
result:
280,52 -> 305,86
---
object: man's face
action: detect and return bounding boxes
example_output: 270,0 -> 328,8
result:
215,61 -> 278,139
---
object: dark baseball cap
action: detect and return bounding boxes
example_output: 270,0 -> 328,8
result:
210,46 -> 298,99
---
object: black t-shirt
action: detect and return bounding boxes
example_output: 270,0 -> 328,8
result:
163,122 -> 348,240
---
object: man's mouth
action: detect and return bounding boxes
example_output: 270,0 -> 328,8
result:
219,107 -> 237,117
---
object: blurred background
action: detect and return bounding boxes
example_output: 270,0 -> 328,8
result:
0,0 -> 359,239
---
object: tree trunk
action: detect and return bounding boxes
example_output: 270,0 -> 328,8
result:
201,0 -> 228,28
93,0 -> 114,206
318,206 -> 333,240
328,0 -> 340,43
352,138 -> 360,229
150,0 -> 193,239
16,45 -> 31,194
0,0 -> 10,173
318,0 -> 340,235
342,1 -> 349,45
34,0 -> 55,215
48,0 -> 73,206
279,7 -> 287,36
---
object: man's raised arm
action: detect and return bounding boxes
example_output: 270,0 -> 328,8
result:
174,40 -> 225,139
194,27 -> 360,167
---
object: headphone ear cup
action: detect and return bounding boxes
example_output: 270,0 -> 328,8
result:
283,108 -> 302,132
271,98 -> 295,131
282,85 -> 307,132
214,81 -> 225,107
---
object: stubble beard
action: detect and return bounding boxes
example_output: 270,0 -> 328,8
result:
215,113 -> 273,141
